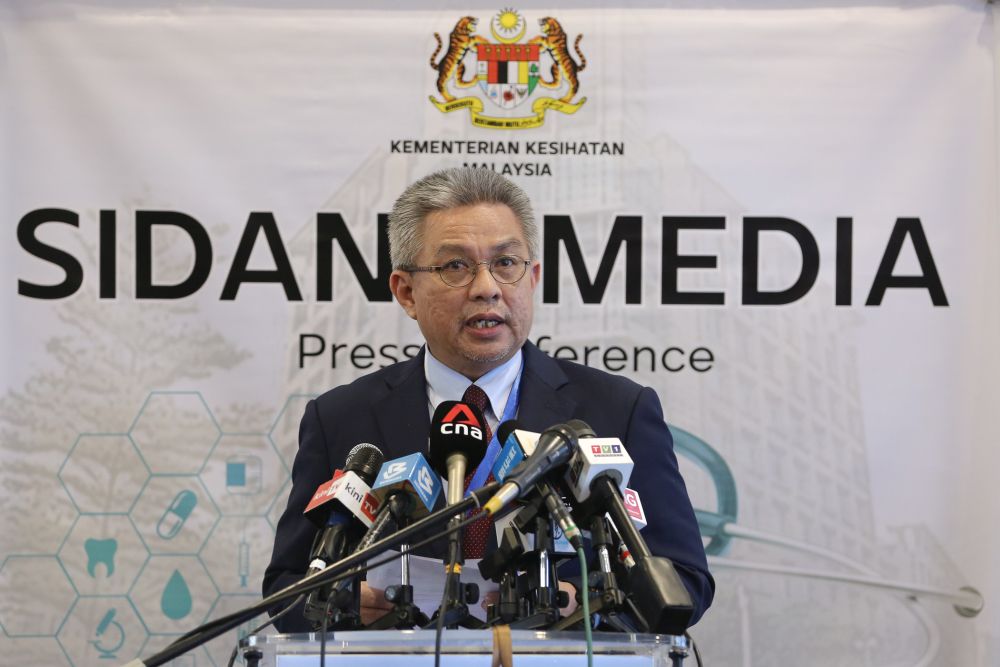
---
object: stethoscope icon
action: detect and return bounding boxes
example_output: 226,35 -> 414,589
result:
90,608 -> 124,660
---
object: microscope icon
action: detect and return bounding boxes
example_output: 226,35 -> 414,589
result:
90,608 -> 125,660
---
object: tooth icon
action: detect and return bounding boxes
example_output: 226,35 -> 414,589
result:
85,538 -> 118,578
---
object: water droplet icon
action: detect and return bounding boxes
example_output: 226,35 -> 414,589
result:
161,569 -> 192,620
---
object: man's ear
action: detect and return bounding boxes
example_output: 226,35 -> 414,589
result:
389,270 -> 418,319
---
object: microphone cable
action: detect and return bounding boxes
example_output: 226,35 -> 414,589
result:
687,632 -> 703,667
577,546 -> 593,667
433,526 -> 460,667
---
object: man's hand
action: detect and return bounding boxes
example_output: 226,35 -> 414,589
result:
360,582 -> 395,625
559,580 -> 579,615
480,580 -> 579,615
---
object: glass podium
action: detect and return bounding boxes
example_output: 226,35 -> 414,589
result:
242,629 -> 688,666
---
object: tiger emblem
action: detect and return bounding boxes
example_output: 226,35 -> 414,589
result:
427,10 -> 588,128
430,16 -> 486,102
531,17 -> 587,103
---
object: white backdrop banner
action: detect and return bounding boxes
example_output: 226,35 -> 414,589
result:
1,1 -> 998,665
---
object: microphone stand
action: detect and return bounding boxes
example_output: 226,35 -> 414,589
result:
423,452 -> 484,630
366,494 -> 430,629
589,476 -> 694,635
302,529 -> 364,631
508,491 -> 563,629
423,515 -> 483,629
479,524 -> 529,625
551,516 -> 638,632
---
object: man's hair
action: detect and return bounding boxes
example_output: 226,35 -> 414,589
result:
388,167 -> 538,268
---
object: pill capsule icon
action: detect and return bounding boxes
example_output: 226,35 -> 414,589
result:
157,489 -> 198,540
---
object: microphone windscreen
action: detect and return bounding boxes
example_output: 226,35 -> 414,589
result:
428,400 -> 488,475
344,442 -> 385,485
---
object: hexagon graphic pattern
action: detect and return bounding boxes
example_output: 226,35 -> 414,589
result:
131,476 -> 219,555
2,393 -> 325,667
2,475 -> 79,556
131,555 -> 217,635
201,435 -> 288,516
0,635 -> 71,666
269,395 -> 312,464
130,393 -> 220,475
0,556 -> 75,636
200,517 -> 274,595
59,515 -> 147,596
58,434 -> 149,514
57,596 -> 146,666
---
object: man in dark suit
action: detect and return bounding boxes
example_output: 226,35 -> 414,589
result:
263,168 -> 714,631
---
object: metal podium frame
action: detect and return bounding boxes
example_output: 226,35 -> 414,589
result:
243,629 -> 686,666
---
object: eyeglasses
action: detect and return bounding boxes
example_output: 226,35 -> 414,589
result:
402,255 -> 531,288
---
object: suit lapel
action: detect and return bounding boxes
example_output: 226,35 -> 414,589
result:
372,343 -> 576,454
517,342 -> 577,430
372,348 -> 431,461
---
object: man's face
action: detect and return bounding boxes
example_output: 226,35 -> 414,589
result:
389,203 -> 541,380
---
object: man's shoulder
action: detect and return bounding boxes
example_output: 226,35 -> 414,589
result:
523,342 -> 645,400
312,353 -> 423,411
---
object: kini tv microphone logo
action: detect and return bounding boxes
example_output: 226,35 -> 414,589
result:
304,471 -> 380,525
438,403 -> 485,440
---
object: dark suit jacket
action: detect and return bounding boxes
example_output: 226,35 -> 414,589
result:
263,342 -> 714,632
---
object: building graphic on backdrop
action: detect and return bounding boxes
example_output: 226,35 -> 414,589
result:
429,9 -> 587,129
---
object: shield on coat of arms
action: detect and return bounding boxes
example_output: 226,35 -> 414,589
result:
476,43 -> 539,109
428,8 -> 587,130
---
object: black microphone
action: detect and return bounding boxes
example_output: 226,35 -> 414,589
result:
426,401 -> 489,627
427,401 -> 489,507
481,422 -> 578,516
301,443 -> 384,627
569,420 -> 694,635
303,442 -> 384,530
495,420 -> 583,551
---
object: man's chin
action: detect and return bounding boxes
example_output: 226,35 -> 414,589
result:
459,341 -> 518,370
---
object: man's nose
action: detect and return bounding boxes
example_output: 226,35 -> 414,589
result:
467,264 -> 502,299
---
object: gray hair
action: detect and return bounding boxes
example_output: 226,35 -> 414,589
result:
388,168 -> 538,268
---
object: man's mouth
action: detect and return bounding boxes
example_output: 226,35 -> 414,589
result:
467,315 -> 504,329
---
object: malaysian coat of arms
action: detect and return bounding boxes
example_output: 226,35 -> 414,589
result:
429,9 -> 587,129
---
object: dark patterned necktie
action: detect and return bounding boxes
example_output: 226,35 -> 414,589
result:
461,384 -> 493,559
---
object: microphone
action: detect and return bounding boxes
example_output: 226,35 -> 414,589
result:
621,487 -> 647,530
567,420 -> 694,634
491,421 -> 540,482
426,401 -> 490,627
301,443 -> 384,627
303,443 -> 384,530
353,452 -> 443,553
481,422 -> 578,516
494,421 -> 583,550
562,421 -> 634,504
427,401 -> 488,507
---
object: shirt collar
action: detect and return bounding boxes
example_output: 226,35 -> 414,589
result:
424,348 -> 523,420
